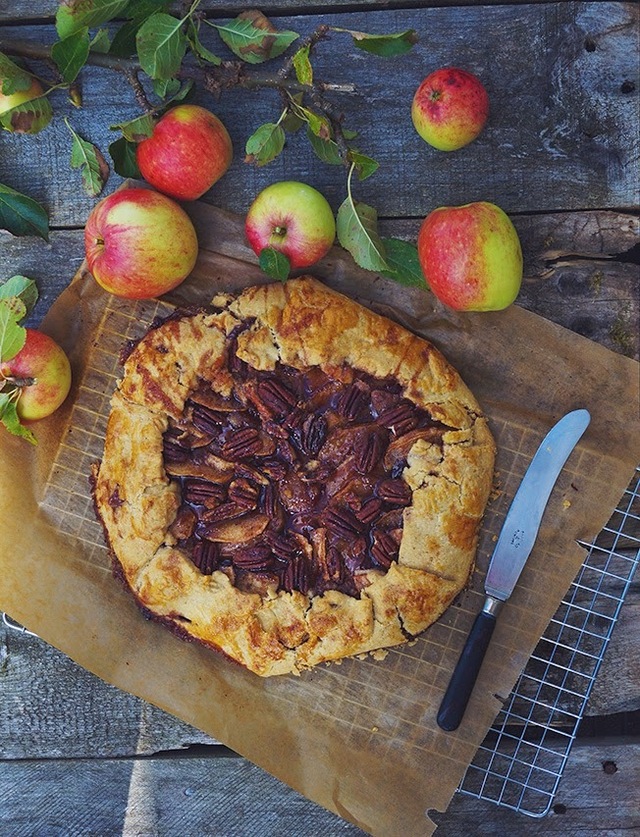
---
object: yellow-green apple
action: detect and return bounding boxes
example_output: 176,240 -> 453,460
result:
136,104 -> 233,201
417,201 -> 522,311
84,187 -> 199,300
1,329 -> 71,421
245,181 -> 336,269
412,68 -> 489,151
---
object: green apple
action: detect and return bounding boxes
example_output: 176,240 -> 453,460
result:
417,201 -> 523,311
412,67 -> 489,152
84,187 -> 199,300
245,181 -> 336,270
136,105 -> 233,201
1,329 -> 72,421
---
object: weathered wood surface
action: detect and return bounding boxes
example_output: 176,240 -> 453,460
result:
0,732 -> 638,836
0,3 -> 638,226
1,1 -> 638,834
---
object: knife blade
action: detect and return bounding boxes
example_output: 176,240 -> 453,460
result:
436,408 -> 591,732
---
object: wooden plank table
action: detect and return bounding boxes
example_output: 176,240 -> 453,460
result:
1,2 -> 638,834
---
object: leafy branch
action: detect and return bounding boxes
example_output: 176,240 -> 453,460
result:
0,2 -> 422,285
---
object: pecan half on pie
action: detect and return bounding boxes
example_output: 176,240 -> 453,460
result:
93,277 -> 495,676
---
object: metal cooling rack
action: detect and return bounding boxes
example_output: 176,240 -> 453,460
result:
3,467 -> 639,820
458,465 -> 640,816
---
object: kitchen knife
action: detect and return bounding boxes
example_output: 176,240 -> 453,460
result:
436,408 -> 591,732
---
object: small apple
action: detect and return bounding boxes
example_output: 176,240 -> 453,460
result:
84,187 -> 199,300
1,329 -> 72,421
136,104 -> 233,201
417,201 -> 522,312
245,181 -> 336,270
412,68 -> 489,152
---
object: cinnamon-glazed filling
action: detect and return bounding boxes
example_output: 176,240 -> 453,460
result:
163,352 -> 446,598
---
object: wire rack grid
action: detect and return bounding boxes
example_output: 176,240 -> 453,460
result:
458,465 -> 640,816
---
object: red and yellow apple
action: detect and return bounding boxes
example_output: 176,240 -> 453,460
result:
417,201 -> 523,311
245,181 -> 336,269
84,187 -> 199,300
1,329 -> 72,421
412,68 -> 489,152
136,104 -> 233,201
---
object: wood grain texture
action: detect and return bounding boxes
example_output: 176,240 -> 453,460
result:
0,3 -> 638,224
0,738 -> 637,836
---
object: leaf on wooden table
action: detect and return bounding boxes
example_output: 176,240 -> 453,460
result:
288,100 -> 331,140
111,112 -> 154,142
281,94 -> 305,133
0,276 -> 38,316
245,122 -> 286,166
51,27 -> 91,84
56,0 -> 131,39
209,12 -> 298,64
337,199 -> 388,273
0,299 -> 26,363
306,128 -> 344,166
347,150 -> 379,180
0,97 -> 53,135
109,0 -> 172,58
379,239 -> 426,288
0,296 -> 27,323
66,120 -> 109,196
0,54 -> 33,96
136,12 -> 187,80
187,21 -> 222,66
292,45 -> 313,86
90,28 -> 112,53
0,394 -> 37,445
259,248 -> 290,282
333,28 -> 418,57
108,137 -> 141,178
0,184 -> 49,241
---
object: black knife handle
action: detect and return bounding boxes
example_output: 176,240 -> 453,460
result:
437,609 -> 497,732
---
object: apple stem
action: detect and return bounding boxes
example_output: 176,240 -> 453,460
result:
3,375 -> 35,388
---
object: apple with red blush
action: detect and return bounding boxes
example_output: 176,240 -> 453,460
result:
245,181 -> 336,271
1,329 -> 72,421
136,104 -> 233,201
412,68 -> 489,152
84,187 -> 199,300
417,201 -> 523,311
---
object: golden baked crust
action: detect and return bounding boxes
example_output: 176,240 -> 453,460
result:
93,277 -> 495,676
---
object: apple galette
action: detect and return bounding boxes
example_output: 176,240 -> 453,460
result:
92,277 -> 495,676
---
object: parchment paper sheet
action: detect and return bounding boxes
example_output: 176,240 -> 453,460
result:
1,201 -> 639,836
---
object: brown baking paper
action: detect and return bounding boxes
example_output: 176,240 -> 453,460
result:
1,200 -> 639,836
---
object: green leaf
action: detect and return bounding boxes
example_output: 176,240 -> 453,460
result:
109,0 -> 171,57
56,0 -> 131,39
347,150 -> 379,181
292,44 -> 313,85
0,276 -> 38,315
259,248 -> 290,282
111,112 -> 154,142
66,120 -> 109,196
0,296 -> 27,322
306,127 -> 344,166
108,136 -> 141,178
0,299 -> 26,363
90,28 -> 112,53
245,122 -> 286,166
51,27 -> 91,84
288,100 -> 331,140
281,93 -> 305,133
379,239 -> 426,288
187,21 -> 221,66
0,184 -> 49,240
0,96 -> 53,135
0,394 -> 37,445
152,77 -> 181,99
336,28 -> 418,57
0,53 -> 33,95
337,167 -> 388,272
209,16 -> 298,65
136,12 -> 187,80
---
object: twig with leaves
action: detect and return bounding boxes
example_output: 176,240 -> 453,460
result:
0,1 -> 422,286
